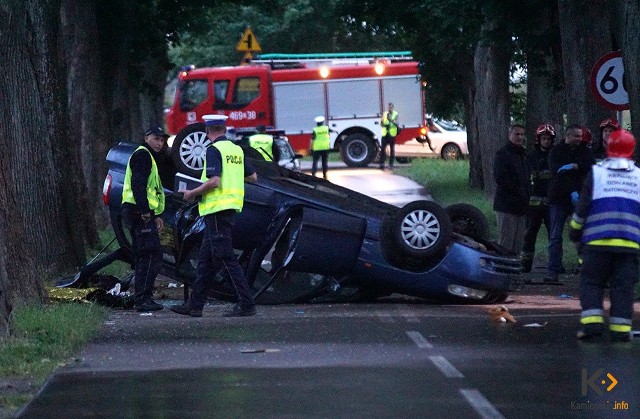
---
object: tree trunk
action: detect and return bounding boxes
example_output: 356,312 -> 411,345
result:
524,1 -> 565,145
473,21 -> 512,199
61,0 -> 107,244
0,0 -> 52,320
619,0 -> 640,159
557,0 -> 616,132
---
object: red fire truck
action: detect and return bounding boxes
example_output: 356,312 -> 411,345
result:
165,52 -> 428,173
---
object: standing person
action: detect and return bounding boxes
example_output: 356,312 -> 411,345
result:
591,118 -> 621,161
569,129 -> 639,342
492,124 -> 530,254
249,125 -> 278,162
121,125 -> 168,312
379,102 -> 399,170
311,116 -> 332,179
545,124 -> 595,283
171,114 -> 258,318
521,124 -> 555,272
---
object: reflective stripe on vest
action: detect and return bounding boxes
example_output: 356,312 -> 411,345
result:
381,110 -> 398,136
198,141 -> 245,215
122,146 -> 165,215
312,125 -> 330,151
581,165 -> 640,245
249,134 -> 274,161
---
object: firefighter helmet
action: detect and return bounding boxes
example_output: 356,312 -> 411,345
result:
581,127 -> 592,144
535,124 -> 556,138
599,118 -> 620,131
607,129 -> 635,158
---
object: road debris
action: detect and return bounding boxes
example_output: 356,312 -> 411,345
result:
523,322 -> 548,328
240,348 -> 281,354
488,305 -> 516,323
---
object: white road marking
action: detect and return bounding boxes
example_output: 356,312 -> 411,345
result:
428,355 -> 464,378
406,331 -> 433,348
460,389 -> 505,419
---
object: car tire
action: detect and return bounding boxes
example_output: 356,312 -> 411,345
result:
441,143 -> 461,160
171,123 -> 209,177
445,203 -> 491,241
383,200 -> 452,264
340,133 -> 376,167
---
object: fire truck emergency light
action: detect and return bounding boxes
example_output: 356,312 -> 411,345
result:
319,66 -> 330,78
374,62 -> 385,75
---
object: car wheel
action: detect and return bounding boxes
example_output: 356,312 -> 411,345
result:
340,133 -> 376,167
384,200 -> 452,262
441,143 -> 461,160
445,203 -> 491,241
171,123 -> 209,177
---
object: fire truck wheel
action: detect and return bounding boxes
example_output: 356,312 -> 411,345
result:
171,123 -> 209,177
341,133 -> 376,167
445,203 -> 491,242
383,200 -> 452,264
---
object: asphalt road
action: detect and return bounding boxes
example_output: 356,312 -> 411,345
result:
18,300 -> 639,418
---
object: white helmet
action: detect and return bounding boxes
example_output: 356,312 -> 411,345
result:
314,116 -> 325,124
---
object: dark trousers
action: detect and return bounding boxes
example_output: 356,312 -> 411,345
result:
547,203 -> 572,274
380,135 -> 396,168
189,211 -> 254,310
522,205 -> 551,254
311,150 -> 329,179
122,205 -> 162,306
580,247 -> 638,323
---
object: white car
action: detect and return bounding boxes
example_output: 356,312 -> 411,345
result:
395,119 -> 468,160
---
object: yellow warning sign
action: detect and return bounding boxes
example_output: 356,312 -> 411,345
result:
236,27 -> 261,52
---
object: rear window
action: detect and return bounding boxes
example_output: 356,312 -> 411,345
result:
233,77 -> 260,105
179,79 -> 208,110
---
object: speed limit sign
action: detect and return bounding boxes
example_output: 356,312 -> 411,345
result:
590,50 -> 629,110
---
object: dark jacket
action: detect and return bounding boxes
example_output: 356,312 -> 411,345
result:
547,142 -> 594,206
528,145 -> 552,206
493,142 -> 530,215
128,143 -> 156,213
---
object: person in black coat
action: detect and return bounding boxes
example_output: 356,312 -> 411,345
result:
545,124 -> 595,282
521,124 -> 555,272
493,124 -> 530,253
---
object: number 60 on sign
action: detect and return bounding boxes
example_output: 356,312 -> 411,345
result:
590,50 -> 629,111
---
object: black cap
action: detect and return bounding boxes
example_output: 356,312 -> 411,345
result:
145,125 -> 169,137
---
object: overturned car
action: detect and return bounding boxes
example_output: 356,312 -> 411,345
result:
79,141 -> 521,304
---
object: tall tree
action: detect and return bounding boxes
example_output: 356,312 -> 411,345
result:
557,0 -> 616,131
618,0 -> 640,155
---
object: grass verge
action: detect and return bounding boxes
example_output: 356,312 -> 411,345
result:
0,303 -> 108,415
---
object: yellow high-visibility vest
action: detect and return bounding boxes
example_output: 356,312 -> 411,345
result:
122,146 -> 165,215
198,141 -> 245,215
381,110 -> 398,136
312,125 -> 330,151
249,133 -> 274,161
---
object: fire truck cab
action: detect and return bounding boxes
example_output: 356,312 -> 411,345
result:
165,52 -> 427,173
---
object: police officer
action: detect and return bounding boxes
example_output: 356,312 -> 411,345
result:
521,124 -> 554,272
569,129 -> 639,342
171,114 -> 258,317
121,125 -> 167,312
311,116 -> 332,179
380,102 -> 399,170
248,125 -> 278,162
